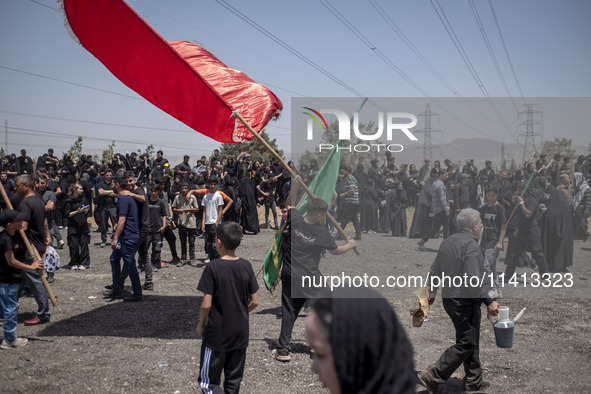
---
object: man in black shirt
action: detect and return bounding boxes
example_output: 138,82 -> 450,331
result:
480,187 -> 507,298
273,178 -> 357,362
16,149 -> 34,175
11,175 -> 51,325
504,181 -> 549,278
97,169 -> 118,247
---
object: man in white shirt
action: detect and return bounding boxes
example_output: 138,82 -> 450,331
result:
201,177 -> 224,263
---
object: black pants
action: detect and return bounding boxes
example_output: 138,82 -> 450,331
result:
277,279 -> 307,353
340,203 -> 361,237
198,345 -> 246,394
178,225 -> 196,260
163,226 -> 179,259
149,232 -> 163,265
423,299 -> 482,387
67,233 -> 90,268
504,231 -> 548,277
421,211 -> 450,244
204,224 -> 220,260
99,207 -> 117,243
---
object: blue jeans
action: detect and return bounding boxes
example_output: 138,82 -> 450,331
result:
483,248 -> 500,293
22,269 -> 50,320
110,239 -> 141,295
0,283 -> 20,342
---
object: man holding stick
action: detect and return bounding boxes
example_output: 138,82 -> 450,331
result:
272,177 -> 357,362
10,175 -> 51,325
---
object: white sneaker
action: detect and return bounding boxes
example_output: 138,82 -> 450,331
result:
204,259 -> 211,264
1,337 -> 28,349
78,265 -> 86,270
58,240 -> 66,249
73,265 -> 79,270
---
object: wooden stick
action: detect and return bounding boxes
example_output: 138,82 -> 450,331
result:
0,183 -> 58,306
234,111 -> 360,255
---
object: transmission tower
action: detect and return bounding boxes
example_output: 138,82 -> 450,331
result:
518,104 -> 542,162
415,104 -> 442,160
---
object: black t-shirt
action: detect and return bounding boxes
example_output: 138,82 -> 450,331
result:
480,203 -> 506,249
10,193 -> 45,255
0,230 -> 27,284
197,257 -> 259,351
65,196 -> 90,235
516,194 -> 540,234
133,186 -> 150,233
281,208 -> 337,284
148,197 -> 166,233
98,180 -> 116,208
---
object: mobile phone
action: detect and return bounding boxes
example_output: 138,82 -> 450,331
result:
81,205 -> 90,210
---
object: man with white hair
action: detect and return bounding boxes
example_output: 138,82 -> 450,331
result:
417,208 -> 500,393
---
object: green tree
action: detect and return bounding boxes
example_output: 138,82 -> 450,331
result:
102,141 -> 116,163
0,147 -> 5,159
541,137 -> 577,161
218,129 -> 284,164
63,136 -> 83,161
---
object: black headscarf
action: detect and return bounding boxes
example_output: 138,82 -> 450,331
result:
313,287 -> 416,394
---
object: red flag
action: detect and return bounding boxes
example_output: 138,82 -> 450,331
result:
60,0 -> 282,143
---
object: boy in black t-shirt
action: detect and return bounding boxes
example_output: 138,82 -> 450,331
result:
480,186 -> 507,298
0,209 -> 44,349
196,221 -> 259,394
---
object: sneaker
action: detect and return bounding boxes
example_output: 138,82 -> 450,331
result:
465,380 -> 490,391
321,251 -> 329,259
142,283 -> 154,291
416,372 -> 438,393
78,265 -> 87,271
1,337 -> 28,349
189,260 -> 199,267
123,294 -> 144,302
159,262 -> 169,269
204,258 -> 211,264
416,241 -> 425,251
353,235 -> 362,241
103,289 -> 123,299
73,265 -> 79,270
172,256 -> 182,263
46,274 -> 55,284
58,225 -> 64,230
100,242 -> 106,248
271,349 -> 291,362
176,260 -> 186,267
58,240 -> 65,249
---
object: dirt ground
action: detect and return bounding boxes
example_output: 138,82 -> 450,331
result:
1,212 -> 590,394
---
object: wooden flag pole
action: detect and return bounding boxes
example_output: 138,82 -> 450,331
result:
0,184 -> 58,306
234,112 -> 361,255
506,151 -> 537,226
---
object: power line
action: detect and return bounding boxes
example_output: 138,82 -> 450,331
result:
0,65 -> 142,100
28,0 -> 60,12
318,0 -> 430,97
215,0 -> 364,97
488,0 -> 526,102
368,0 -> 459,96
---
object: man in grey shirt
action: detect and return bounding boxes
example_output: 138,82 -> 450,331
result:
418,169 -> 449,251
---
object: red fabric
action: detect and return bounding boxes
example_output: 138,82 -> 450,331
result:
62,0 -> 282,143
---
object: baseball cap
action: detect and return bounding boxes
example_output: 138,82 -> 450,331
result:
0,209 -> 26,227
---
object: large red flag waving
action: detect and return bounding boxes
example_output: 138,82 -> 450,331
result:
60,0 -> 282,143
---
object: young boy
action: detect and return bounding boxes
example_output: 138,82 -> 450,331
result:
196,221 -> 259,393
480,186 -> 507,299
201,177 -> 224,264
0,209 -> 44,349
143,184 -> 167,290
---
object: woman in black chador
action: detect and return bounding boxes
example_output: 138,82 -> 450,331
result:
360,179 -> 379,233
385,180 -> 408,236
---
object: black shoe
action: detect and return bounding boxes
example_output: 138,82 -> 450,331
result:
103,289 -> 123,299
123,294 -> 144,302
353,235 -> 361,241
416,372 -> 438,393
46,274 -> 55,284
142,283 -> 154,291
465,380 -> 490,392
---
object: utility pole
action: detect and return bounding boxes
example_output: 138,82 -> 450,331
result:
518,104 -> 542,162
415,104 -> 442,160
4,119 -> 7,153
501,142 -> 505,169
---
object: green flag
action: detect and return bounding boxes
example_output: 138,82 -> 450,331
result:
262,98 -> 368,292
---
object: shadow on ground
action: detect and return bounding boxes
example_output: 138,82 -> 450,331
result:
37,295 -> 202,339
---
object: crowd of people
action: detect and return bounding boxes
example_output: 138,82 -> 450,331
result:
1,145 -> 590,392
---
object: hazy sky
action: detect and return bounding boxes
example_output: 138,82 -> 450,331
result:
1,0 -> 590,164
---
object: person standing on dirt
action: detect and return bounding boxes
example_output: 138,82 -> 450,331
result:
272,177 -> 357,363
196,221 -> 259,394
417,208 -> 500,393
103,177 -> 143,302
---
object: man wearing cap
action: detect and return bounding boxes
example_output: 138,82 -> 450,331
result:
503,181 -> 548,278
